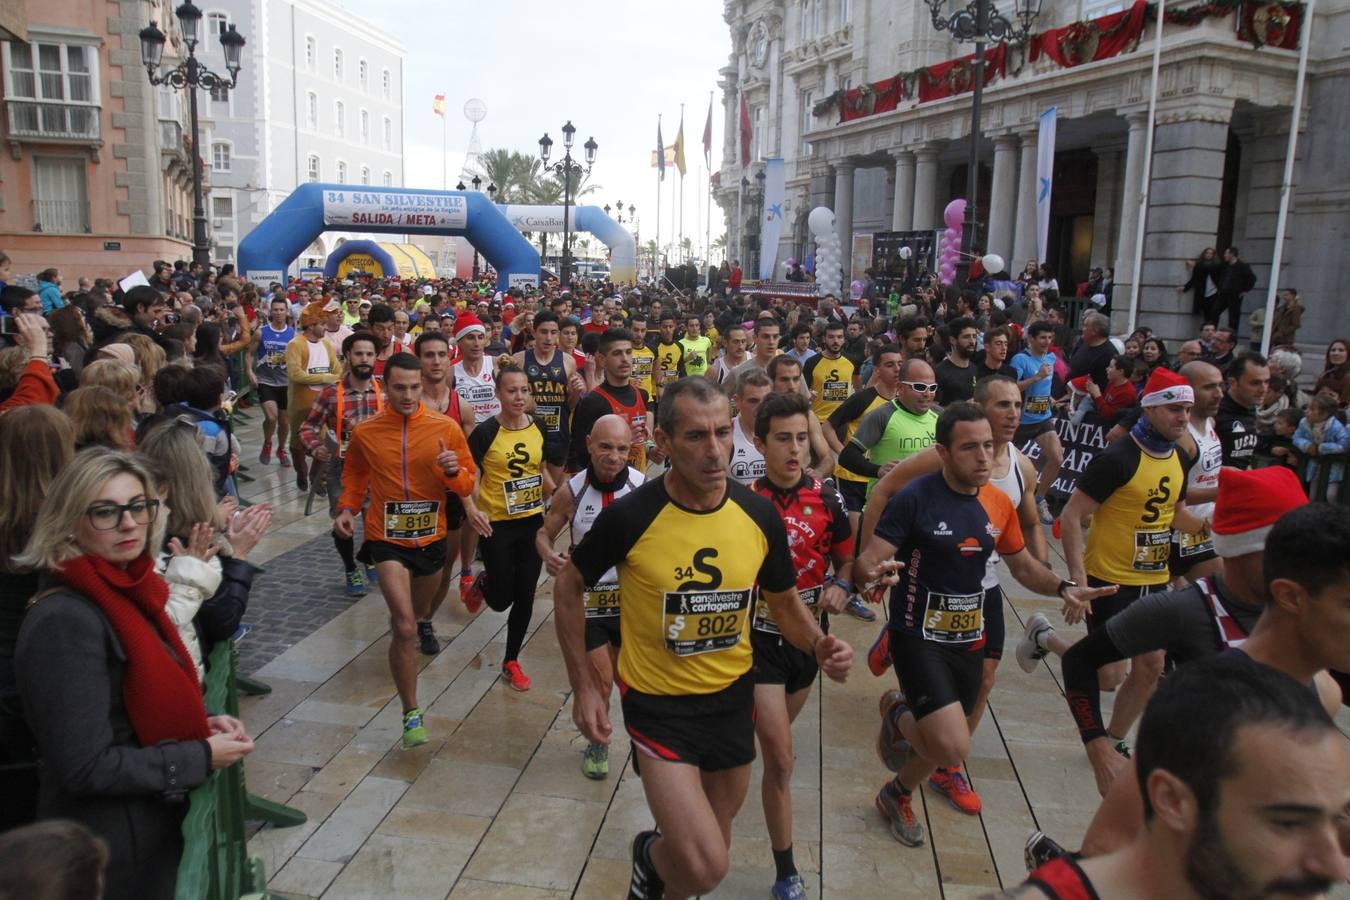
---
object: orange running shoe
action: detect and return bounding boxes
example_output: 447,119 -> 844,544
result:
461,571 -> 485,614
867,627 -> 892,676
501,660 -> 532,692
928,765 -> 982,814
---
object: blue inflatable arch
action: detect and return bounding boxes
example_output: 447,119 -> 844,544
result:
237,184 -> 540,291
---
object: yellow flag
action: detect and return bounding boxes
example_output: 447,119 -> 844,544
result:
673,112 -> 687,177
432,94 -> 445,117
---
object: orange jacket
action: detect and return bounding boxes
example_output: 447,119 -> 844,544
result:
338,403 -> 477,548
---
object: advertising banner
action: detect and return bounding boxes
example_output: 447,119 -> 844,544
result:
320,189 -> 468,230
757,158 -> 786,281
508,272 -> 539,289
1017,411 -> 1112,501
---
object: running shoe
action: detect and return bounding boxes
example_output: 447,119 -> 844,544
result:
258,441 -> 272,465
1037,497 -> 1054,525
459,571 -> 475,598
877,690 -> 914,773
1015,613 -> 1054,674
1024,830 -> 1071,871
1113,738 -> 1132,758
867,627 -> 893,676
501,660 -> 532,692
366,565 -> 378,585
628,830 -> 665,900
875,781 -> 924,847
277,448 -> 292,468
462,571 -> 486,614
401,708 -> 428,749
582,741 -> 609,780
295,474 -> 308,493
770,874 -> 808,900
845,595 -> 877,622
928,766 -> 982,814
345,568 -> 367,598
417,621 -> 440,655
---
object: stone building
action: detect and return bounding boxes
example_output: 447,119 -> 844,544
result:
716,0 -> 1349,345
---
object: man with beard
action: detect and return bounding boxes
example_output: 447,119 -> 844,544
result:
803,321 -> 856,422
285,302 -> 342,493
1215,352 -> 1270,470
1002,656 -> 1348,899
934,316 -> 981,405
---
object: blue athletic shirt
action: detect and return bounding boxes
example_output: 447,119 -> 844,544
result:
873,472 -> 1025,645
1010,348 -> 1056,424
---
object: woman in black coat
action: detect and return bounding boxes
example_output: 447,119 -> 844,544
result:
1180,246 -> 1223,322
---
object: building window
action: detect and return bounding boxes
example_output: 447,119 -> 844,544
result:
799,2 -> 809,40
307,154 -> 320,182
211,141 -> 230,172
813,0 -> 823,34
800,90 -> 815,154
305,36 -> 316,71
360,109 -> 370,144
360,165 -> 370,185
32,155 -> 89,233
333,47 -> 343,81
382,169 -> 393,187
382,116 -> 392,151
358,59 -> 368,91
207,12 -> 228,36
334,100 -> 345,137
753,106 -> 764,160
306,91 -> 318,129
210,83 -> 228,103
840,0 -> 850,23
336,160 -> 347,184
1084,0 -> 1126,15
2,41 -> 100,141
212,195 -> 232,219
381,68 -> 391,99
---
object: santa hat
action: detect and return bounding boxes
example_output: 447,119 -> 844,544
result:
1139,367 -> 1194,408
1211,467 -> 1307,558
455,313 -> 486,341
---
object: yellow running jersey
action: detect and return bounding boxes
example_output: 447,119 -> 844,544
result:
631,345 -> 656,398
803,353 -> 856,421
571,476 -> 795,696
467,416 -> 549,522
826,387 -> 890,484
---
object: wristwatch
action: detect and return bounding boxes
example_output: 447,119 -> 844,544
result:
1056,579 -> 1079,599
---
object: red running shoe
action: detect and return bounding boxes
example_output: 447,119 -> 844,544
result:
928,765 -> 982,814
501,660 -> 532,692
462,571 -> 485,614
867,627 -> 892,676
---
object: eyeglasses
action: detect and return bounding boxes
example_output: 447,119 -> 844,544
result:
85,498 -> 160,531
901,382 -> 939,394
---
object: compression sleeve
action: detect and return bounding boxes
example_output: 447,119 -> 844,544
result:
1061,628 -> 1130,744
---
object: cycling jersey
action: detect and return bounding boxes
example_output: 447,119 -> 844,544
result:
631,345 -> 656,398
570,476 -> 795,696
524,349 -> 570,444
255,323 -> 294,387
678,335 -> 713,377
1077,437 -> 1193,586
1010,349 -> 1056,424
802,353 -> 855,421
729,417 -> 765,485
873,472 -> 1025,644
336,404 -> 477,548
569,466 -> 645,619
453,355 -> 500,420
848,401 -> 938,495
827,387 -> 891,485
468,416 -> 549,522
750,475 -> 853,634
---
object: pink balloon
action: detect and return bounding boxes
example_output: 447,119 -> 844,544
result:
944,199 -> 966,230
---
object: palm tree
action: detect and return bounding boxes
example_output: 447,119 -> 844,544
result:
469,149 -> 538,204
680,237 -> 693,262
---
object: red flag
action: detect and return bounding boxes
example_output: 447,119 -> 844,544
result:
739,92 -> 752,167
702,99 -> 713,168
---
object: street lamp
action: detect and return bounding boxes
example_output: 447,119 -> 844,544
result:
924,0 -> 1041,286
487,183 -> 497,201
455,180 -> 466,191
139,0 -> 247,269
538,121 -> 597,286
754,168 -> 767,279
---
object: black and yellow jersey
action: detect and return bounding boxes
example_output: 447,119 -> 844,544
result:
1078,437 -> 1194,586
826,387 -> 890,484
655,342 -> 685,393
467,416 -> 548,522
571,476 -> 795,696
631,344 -> 656,398
803,353 -> 856,421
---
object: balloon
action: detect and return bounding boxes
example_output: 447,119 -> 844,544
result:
899,246 -> 912,260
982,253 -> 1005,275
808,207 -> 835,236
944,199 -> 967,230
850,280 -> 864,299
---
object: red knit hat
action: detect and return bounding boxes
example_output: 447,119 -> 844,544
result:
454,313 -> 486,341
1140,367 -> 1194,407
1211,467 -> 1308,558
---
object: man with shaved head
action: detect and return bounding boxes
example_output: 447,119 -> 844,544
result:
538,413 -> 645,780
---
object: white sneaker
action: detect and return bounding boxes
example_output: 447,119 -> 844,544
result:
1037,497 -> 1054,525
1016,613 -> 1054,674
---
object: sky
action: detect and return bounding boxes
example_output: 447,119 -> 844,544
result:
339,0 -> 732,259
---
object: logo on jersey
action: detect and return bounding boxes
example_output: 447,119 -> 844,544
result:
957,537 -> 982,555
674,548 -> 722,591
933,521 -> 952,536
507,441 -> 531,478
1141,475 -> 1172,524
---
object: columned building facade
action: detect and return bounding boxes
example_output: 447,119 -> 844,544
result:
716,0 -> 1349,346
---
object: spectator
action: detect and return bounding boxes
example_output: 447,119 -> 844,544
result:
1036,264 -> 1060,304
1070,353 -> 1138,426
1256,373 -> 1291,434
1293,393 -> 1347,496
64,386 -> 135,452
1139,337 -> 1171,373
1267,407 -> 1302,468
162,364 -> 239,498
0,249 -> 9,292
120,333 -> 166,419
1313,338 -> 1349,407
1266,347 -> 1309,411
0,406 -> 74,828
80,359 -> 140,407
0,819 -> 108,899
36,268 -> 65,314
48,303 -> 93,380
1268,287 -> 1303,347
1,284 -> 41,316
1068,311 -> 1115,390
1179,246 -> 1223,321
1175,339 -> 1203,368
110,286 -> 167,349
1215,246 -> 1257,333
0,313 -> 59,414
1122,337 -> 1141,360
14,448 -> 255,900
1207,326 -> 1236,370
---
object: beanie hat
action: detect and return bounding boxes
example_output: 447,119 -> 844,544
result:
1211,466 -> 1307,558
1139,367 -> 1194,408
455,313 -> 486,341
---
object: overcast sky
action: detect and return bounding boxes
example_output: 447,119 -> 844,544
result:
339,0 -> 731,256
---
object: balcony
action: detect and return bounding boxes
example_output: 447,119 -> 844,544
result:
7,100 -> 100,143
31,199 -> 91,233
161,119 -> 186,157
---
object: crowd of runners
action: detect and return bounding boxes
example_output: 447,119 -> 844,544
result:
0,255 -> 1347,900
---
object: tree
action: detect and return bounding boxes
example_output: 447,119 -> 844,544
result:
469,149 -> 538,204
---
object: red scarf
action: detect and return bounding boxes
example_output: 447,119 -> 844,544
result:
55,554 -> 211,745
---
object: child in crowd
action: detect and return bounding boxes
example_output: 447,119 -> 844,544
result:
1256,372 -> 1290,434
1068,353 -> 1138,426
1293,393 -> 1347,498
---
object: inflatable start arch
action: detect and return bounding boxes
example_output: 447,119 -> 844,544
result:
237,184 -> 540,291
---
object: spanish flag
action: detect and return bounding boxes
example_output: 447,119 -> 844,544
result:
432,94 -> 445,117
673,111 -> 687,177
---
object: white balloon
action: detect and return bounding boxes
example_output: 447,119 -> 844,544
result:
982,253 -> 1005,275
899,246 -> 913,260
808,207 -> 835,236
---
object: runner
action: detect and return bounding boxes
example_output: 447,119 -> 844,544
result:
730,368 -> 771,485
708,325 -> 750,388
678,315 -> 713,378
511,310 -> 583,488
299,331 -> 384,597
553,376 -> 854,900
450,313 -> 499,603
463,362 -> 554,692
334,353 -> 477,748
627,313 -> 657,400
536,415 -> 644,778
1168,361 -> 1224,586
569,327 -> 656,473
837,357 -> 938,497
367,303 -> 409,379
285,301 -> 342,493
247,296 -> 295,467
1214,352 -> 1269,469
766,355 -> 836,478
749,391 -> 857,900
976,326 -> 1017,381
1011,323 -> 1062,517
653,312 -> 686,400
801,321 -> 854,422
852,403 -> 1113,846
933,316 -> 980,405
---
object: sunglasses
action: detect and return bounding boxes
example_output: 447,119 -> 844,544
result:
900,382 -> 939,394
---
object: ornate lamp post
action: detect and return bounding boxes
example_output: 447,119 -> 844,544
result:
924,0 -> 1041,285
139,1 -> 246,269
539,122 -> 597,286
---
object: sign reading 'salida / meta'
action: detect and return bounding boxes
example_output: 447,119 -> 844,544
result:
321,190 -> 468,229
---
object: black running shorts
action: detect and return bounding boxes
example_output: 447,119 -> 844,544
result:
621,672 -> 755,773
543,436 -> 569,467
357,538 -> 447,578
444,492 -> 466,531
584,615 -> 621,652
257,383 -> 288,409
977,584 -> 1005,662
837,478 -> 867,514
1085,577 -> 1166,633
751,629 -> 819,694
890,630 -> 983,720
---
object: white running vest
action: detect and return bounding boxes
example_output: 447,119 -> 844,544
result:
983,443 -> 1028,589
569,466 -> 645,589
730,417 -> 765,485
1185,417 -> 1222,520
453,356 -> 501,420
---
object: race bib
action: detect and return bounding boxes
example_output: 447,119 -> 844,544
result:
464,381 -> 495,405
921,590 -> 984,644
535,403 -> 562,430
1133,528 -> 1171,571
823,380 -> 849,402
1025,395 -> 1052,415
633,358 -> 653,382
663,588 -> 750,656
384,500 -> 439,539
1176,520 -> 1213,558
583,582 -> 620,619
753,584 -> 821,635
503,474 -> 543,516
264,350 -> 285,367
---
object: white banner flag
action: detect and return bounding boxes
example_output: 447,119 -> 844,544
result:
758,158 -> 786,281
321,189 -> 467,230
1036,107 -> 1057,265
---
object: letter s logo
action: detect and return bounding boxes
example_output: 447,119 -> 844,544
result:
676,548 -> 723,591
507,441 -> 530,478
1142,475 -> 1172,524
